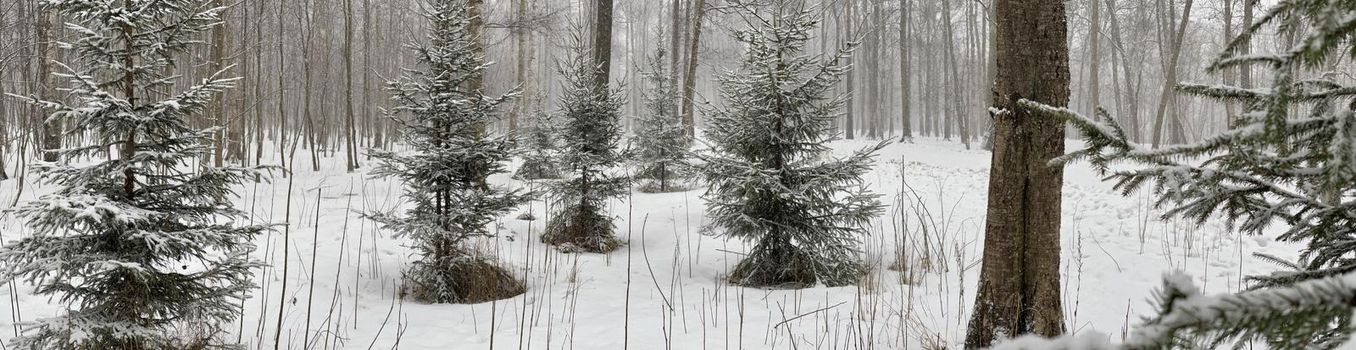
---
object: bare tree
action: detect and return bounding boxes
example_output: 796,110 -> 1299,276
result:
343,0 -> 359,172
37,7 -> 58,162
898,0 -> 912,141
1150,0 -> 1193,148
1088,0 -> 1103,116
679,0 -> 706,137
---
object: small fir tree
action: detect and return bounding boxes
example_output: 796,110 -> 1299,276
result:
366,0 -> 528,303
515,100 -> 563,180
1,1 -> 265,348
1016,0 -> 1356,348
700,3 -> 886,288
540,38 -> 628,253
630,49 -> 692,193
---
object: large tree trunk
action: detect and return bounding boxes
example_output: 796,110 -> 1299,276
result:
898,0 -> 911,141
1150,0 -> 1193,148
592,0 -> 614,88
679,0 -> 706,137
965,0 -> 1070,346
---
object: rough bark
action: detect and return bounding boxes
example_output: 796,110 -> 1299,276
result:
965,0 -> 1070,346
592,0 -> 614,88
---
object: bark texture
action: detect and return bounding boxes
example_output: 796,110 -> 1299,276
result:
965,0 -> 1069,346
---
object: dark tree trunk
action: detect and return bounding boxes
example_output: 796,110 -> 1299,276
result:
344,0 -> 359,172
592,0 -> 614,88
965,0 -> 1069,346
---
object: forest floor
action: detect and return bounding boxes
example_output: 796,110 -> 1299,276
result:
0,138 -> 1298,349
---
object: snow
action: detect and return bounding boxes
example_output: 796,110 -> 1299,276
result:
0,137 -> 1301,349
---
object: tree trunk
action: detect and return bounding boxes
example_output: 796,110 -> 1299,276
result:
344,0 -> 359,172
671,0 -> 683,95
277,0 -> 288,174
1240,0 -> 1253,89
592,0 -> 614,88
512,0 -> 528,133
121,0 -> 138,198
844,0 -> 856,140
0,8 -> 8,181
965,0 -> 1070,346
209,0 -> 228,167
1150,0 -> 1192,148
304,0 -> 320,172
1220,0 -> 1236,127
363,0 -> 374,148
253,0 -> 265,170
898,0 -> 911,141
940,0 -> 969,149
679,0 -> 706,137
37,8 -> 59,162
1088,0 -> 1102,116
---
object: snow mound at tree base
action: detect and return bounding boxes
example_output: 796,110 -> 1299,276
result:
404,250 -> 525,304
541,204 -> 622,253
728,238 -> 862,289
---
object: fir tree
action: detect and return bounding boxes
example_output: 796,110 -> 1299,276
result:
630,49 -> 692,193
515,100 -> 563,180
539,37 -> 628,253
700,3 -> 886,288
1,1 -> 265,348
366,0 -> 528,304
1017,0 -> 1356,347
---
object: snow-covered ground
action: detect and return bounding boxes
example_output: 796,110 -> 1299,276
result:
0,138 -> 1299,349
